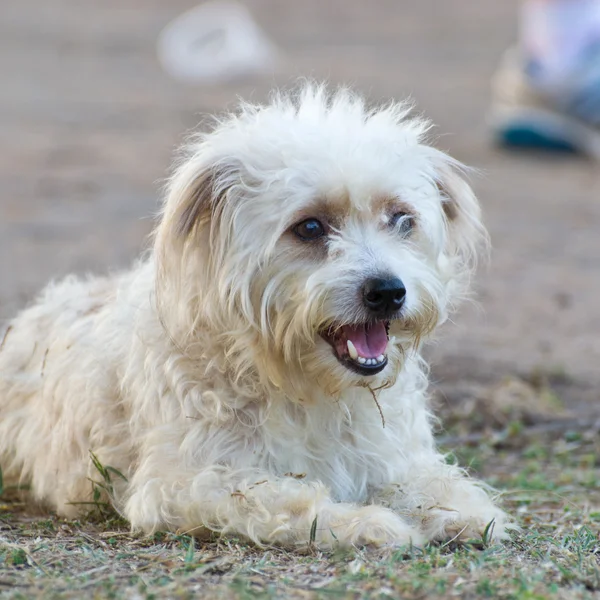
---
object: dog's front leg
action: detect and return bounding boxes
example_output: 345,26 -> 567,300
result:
124,466 -> 423,548
372,458 -> 511,544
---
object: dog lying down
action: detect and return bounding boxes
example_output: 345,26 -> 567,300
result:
0,84 -> 510,548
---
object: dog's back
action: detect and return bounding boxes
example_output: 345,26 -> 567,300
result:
0,273 -> 132,514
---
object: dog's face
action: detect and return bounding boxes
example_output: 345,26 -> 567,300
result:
156,87 -> 485,399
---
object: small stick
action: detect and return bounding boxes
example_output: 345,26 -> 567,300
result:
367,384 -> 386,428
41,348 -> 49,377
440,523 -> 469,548
0,325 -> 12,352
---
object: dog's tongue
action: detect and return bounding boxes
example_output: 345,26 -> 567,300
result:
340,322 -> 388,358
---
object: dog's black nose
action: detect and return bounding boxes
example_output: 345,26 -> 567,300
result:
362,277 -> 406,316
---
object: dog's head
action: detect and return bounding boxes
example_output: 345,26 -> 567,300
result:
155,85 -> 486,400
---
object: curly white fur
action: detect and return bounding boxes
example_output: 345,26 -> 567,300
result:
0,84 -> 510,548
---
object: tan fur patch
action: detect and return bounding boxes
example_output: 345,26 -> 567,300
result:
437,181 -> 459,222
177,169 -> 217,236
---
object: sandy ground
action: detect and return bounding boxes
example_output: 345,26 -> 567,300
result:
1,0 -> 599,403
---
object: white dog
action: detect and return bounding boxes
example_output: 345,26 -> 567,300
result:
0,84 -> 509,548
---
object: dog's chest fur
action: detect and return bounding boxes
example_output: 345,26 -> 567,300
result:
174,373 -> 428,503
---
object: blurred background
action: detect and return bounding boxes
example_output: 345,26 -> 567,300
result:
1,0 -> 599,413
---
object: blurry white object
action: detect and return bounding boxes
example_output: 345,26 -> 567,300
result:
157,0 -> 278,84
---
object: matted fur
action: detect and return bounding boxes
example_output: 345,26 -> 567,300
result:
0,84 -> 510,548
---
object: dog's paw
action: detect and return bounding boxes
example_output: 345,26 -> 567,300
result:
420,504 -> 512,544
321,504 -> 425,549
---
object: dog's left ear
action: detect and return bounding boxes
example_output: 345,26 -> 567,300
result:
434,160 -> 488,262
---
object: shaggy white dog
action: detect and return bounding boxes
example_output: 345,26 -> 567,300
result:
0,84 -> 509,548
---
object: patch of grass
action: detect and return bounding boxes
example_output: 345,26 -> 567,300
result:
2,547 -> 28,567
64,452 -> 129,529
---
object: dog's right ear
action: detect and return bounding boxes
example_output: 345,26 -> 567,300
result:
153,154 -> 242,296
153,154 -> 243,329
174,166 -> 219,238
162,155 -> 239,240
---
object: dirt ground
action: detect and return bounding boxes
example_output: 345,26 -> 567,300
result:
1,1 -> 599,598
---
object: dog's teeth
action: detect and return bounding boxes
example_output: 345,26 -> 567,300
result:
368,358 -> 375,365
377,354 -> 385,362
347,340 -> 358,360
358,357 -> 366,364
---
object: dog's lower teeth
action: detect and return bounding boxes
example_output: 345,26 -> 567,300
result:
350,353 -> 387,367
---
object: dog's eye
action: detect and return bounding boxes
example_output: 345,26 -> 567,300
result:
390,212 -> 413,236
293,218 -> 325,241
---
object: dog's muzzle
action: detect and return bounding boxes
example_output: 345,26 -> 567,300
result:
319,276 -> 405,377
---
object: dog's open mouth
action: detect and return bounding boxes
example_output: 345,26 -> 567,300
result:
320,321 -> 390,376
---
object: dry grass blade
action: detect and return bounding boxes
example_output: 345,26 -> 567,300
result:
0,325 -> 12,352
366,384 -> 386,428
309,516 -> 318,545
